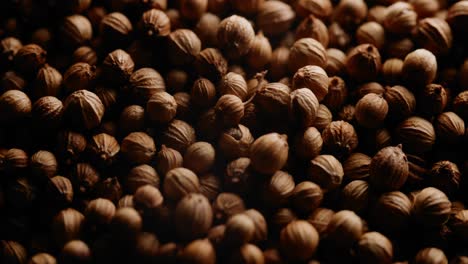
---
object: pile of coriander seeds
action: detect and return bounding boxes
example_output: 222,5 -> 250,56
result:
1,0 -> 468,263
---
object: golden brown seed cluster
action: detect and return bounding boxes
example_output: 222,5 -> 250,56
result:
0,0 -> 468,263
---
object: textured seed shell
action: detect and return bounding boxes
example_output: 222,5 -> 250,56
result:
129,68 -> 166,104
164,167 -> 200,201
355,93 -> 388,128
35,64 -> 63,98
246,32 -> 272,70
140,8 -> 171,37
382,58 -> 403,85
243,209 -> 267,243
111,207 -> 142,236
414,248 -> 447,264
346,44 -> 382,82
419,84 -> 447,116
120,132 -> 156,164
270,47 -> 290,81
199,173 -> 221,201
280,220 -> 319,261
100,12 -> 133,40
119,105 -> 145,135
217,15 -> 255,58
195,13 -> 220,47
343,153 -> 371,181
212,192 -> 246,223
88,133 -> 120,164
223,217 -> 255,251
307,207 -> 334,235
14,44 -> 47,75
70,163 -> 100,195
3,148 -> 29,172
409,0 -> 439,18
162,119 -> 196,153
257,1 -> 296,37
249,133 -> 289,174
321,121 -> 358,159
1,37 -> 22,64
231,0 -> 264,15
355,82 -> 385,100
228,244 -> 264,264
102,49 -> 135,85
155,145 -> 183,176
184,142 -> 215,175
292,65 -> 328,101
434,112 -> 465,144
167,29 -> 201,65
2,71 -> 26,92
447,1 -> 468,34
328,22 -> 351,50
333,0 -> 368,29
289,88 -> 319,128
47,176 -> 74,205
326,210 -> 364,248
255,82 -> 291,117
371,191 -> 411,233
179,239 -> 216,264
190,78 -> 216,109
412,187 -> 451,227
294,127 -> 322,160
61,240 -> 91,263
291,181 -> 324,213
414,17 -> 452,56
450,210 -> 468,239
224,157 -> 252,194
134,184 -> 164,210
308,154 -> 344,191
429,160 -> 461,196
263,170 -> 295,205
63,90 -> 104,130
289,38 -> 327,72
219,72 -> 248,101
97,178 -> 123,204
325,48 -> 346,76
0,90 -> 32,122
402,49 -> 437,87
180,0 -> 208,21
126,164 -> 160,193
356,22 -> 385,50
218,125 -> 254,160
296,15 -> 329,47
0,241 -> 27,264
85,198 -> 116,225
395,116 -> 436,154
72,46 -> 97,65
62,15 -> 93,47
194,48 -> 228,82
146,92 -> 177,123
29,253 -> 57,264
384,2 -> 417,35
314,104 -> 332,131
63,62 -> 96,94
175,193 -> 213,241
369,145 -> 409,191
384,85 -> 416,121
357,232 -> 393,264
52,208 -> 85,246
341,180 -> 369,213
56,131 -> 87,164
30,150 -> 58,179
322,76 -> 347,111
296,0 -> 332,19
